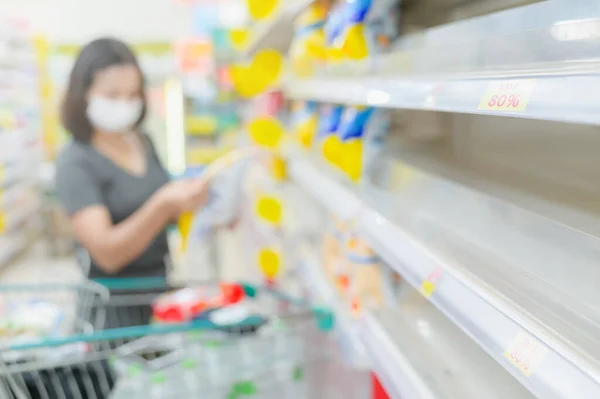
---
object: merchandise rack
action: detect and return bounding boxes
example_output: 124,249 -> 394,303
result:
242,0 -> 315,58
241,0 -> 600,397
0,26 -> 42,270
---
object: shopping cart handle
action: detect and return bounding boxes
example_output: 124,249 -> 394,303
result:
8,315 -> 266,351
92,277 -> 170,291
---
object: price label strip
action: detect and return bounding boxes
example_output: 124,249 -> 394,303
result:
503,331 -> 549,377
419,266 -> 444,298
478,79 -> 536,113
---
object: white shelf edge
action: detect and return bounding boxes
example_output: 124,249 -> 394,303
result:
285,71 -> 600,127
360,312 -> 437,399
287,151 -> 600,398
297,257 -> 369,369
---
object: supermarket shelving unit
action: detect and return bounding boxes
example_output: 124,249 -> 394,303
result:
0,28 -> 42,269
252,0 -> 600,398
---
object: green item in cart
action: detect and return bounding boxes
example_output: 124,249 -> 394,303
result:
231,380 -> 257,396
227,381 -> 258,398
150,372 -> 167,385
182,358 -> 197,369
293,366 -> 304,382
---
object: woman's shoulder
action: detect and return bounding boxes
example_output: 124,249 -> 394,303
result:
56,141 -> 95,172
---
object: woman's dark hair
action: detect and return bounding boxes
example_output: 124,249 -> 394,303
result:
61,37 -> 147,143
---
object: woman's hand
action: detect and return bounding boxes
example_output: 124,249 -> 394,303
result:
158,178 -> 210,217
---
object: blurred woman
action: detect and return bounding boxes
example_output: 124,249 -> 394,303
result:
56,37 -> 206,326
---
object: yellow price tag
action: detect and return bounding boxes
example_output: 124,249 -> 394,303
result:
478,79 -> 536,113
258,248 -> 281,279
503,331 -> 548,377
419,280 -> 436,298
0,213 -> 6,233
270,154 -> 287,181
255,195 -> 283,225
419,266 -> 443,298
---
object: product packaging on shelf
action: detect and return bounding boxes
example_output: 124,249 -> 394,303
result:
322,216 -> 345,283
338,106 -> 390,183
290,100 -> 319,149
344,231 -> 384,317
331,218 -> 353,296
289,2 -> 330,77
324,1 -> 348,67
337,0 -> 401,63
316,104 -> 345,168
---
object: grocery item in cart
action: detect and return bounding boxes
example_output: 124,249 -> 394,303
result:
152,283 -> 245,322
316,104 -> 345,168
338,106 -> 390,183
0,281 -> 335,399
0,299 -> 63,341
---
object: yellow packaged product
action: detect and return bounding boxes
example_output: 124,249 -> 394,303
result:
289,101 -> 319,149
289,2 -> 329,77
316,104 -> 344,168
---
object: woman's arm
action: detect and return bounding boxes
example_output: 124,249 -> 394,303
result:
70,191 -> 173,274
56,151 -> 207,274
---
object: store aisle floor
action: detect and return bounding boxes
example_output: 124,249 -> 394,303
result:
0,242 -> 82,284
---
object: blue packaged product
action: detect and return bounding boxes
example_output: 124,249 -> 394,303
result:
339,0 -> 400,60
338,106 -> 389,182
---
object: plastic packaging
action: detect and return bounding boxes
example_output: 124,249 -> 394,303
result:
316,104 -> 345,168
345,232 -> 383,317
183,148 -> 257,247
152,283 -> 245,322
0,299 -> 63,340
290,101 -> 319,149
322,216 -> 344,283
331,219 -> 351,296
289,2 -> 329,77
338,106 -> 390,183
324,1 -> 348,64
337,0 -> 400,61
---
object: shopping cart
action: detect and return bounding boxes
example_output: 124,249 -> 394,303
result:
0,279 -> 335,399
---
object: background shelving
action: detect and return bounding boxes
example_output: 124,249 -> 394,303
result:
0,26 -> 43,270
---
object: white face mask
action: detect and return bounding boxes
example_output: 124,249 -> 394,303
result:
86,96 -> 143,133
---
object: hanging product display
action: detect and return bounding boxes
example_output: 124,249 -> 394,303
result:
246,0 -> 281,21
290,100 -> 319,149
338,106 -> 390,183
231,48 -> 283,98
289,1 -> 330,77
316,104 -> 344,168
336,0 -> 400,61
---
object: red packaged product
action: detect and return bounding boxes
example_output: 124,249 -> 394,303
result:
152,283 -> 245,323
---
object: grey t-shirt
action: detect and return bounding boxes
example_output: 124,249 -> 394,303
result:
55,134 -> 170,279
